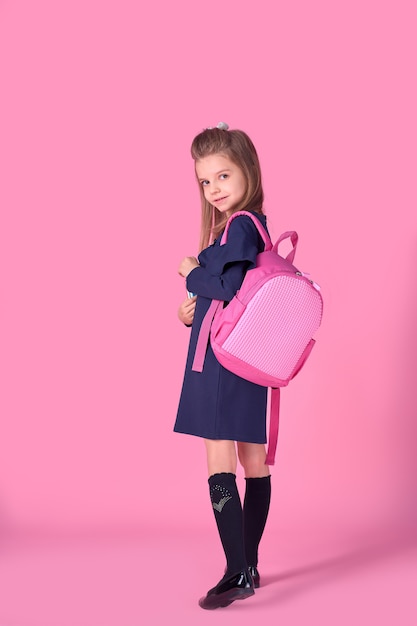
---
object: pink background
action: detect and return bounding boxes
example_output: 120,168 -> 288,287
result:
0,1 -> 416,624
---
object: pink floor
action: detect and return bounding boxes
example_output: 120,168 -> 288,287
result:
0,523 -> 416,626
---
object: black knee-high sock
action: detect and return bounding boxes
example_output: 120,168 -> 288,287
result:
208,473 -> 247,576
243,475 -> 271,567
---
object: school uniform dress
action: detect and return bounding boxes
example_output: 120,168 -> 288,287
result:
174,212 -> 268,444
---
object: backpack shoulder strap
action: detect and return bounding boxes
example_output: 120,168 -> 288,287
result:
220,211 -> 273,251
192,299 -> 222,372
192,211 -> 270,374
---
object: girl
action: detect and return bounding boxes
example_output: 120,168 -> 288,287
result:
174,123 -> 271,610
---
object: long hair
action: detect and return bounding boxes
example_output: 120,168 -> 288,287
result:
191,127 -> 265,251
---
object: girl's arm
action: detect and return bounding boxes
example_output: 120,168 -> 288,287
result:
186,261 -> 250,301
186,216 -> 262,301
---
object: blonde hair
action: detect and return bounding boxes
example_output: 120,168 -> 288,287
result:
191,127 -> 265,251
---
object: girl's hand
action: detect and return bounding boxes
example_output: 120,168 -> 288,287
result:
178,296 -> 197,325
178,256 -> 199,277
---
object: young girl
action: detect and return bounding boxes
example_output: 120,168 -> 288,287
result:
174,123 -> 271,610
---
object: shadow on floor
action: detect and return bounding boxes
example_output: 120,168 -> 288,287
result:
260,527 -> 417,604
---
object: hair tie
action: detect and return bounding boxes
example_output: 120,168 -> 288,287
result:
206,122 -> 229,131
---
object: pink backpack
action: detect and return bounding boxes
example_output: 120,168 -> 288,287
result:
192,211 -> 323,465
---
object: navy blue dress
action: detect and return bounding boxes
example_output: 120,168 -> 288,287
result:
174,212 -> 268,443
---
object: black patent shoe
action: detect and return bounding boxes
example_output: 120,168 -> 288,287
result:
198,569 -> 255,610
248,565 -> 260,588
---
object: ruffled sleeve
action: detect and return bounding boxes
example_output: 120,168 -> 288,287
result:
186,214 -> 266,301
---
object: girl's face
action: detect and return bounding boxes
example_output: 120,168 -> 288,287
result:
195,153 -> 247,216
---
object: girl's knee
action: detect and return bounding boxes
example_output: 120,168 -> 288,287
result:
237,442 -> 270,478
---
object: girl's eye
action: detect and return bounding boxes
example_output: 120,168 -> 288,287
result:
220,174 -> 229,180
201,180 -> 209,186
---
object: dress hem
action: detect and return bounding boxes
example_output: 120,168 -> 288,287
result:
173,428 -> 266,445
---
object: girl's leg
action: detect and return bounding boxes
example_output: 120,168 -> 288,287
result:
237,442 -> 271,585
237,441 -> 270,479
204,439 -> 245,574
204,438 -> 237,476
199,439 -> 254,609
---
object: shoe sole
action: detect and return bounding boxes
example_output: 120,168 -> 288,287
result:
199,587 -> 255,610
